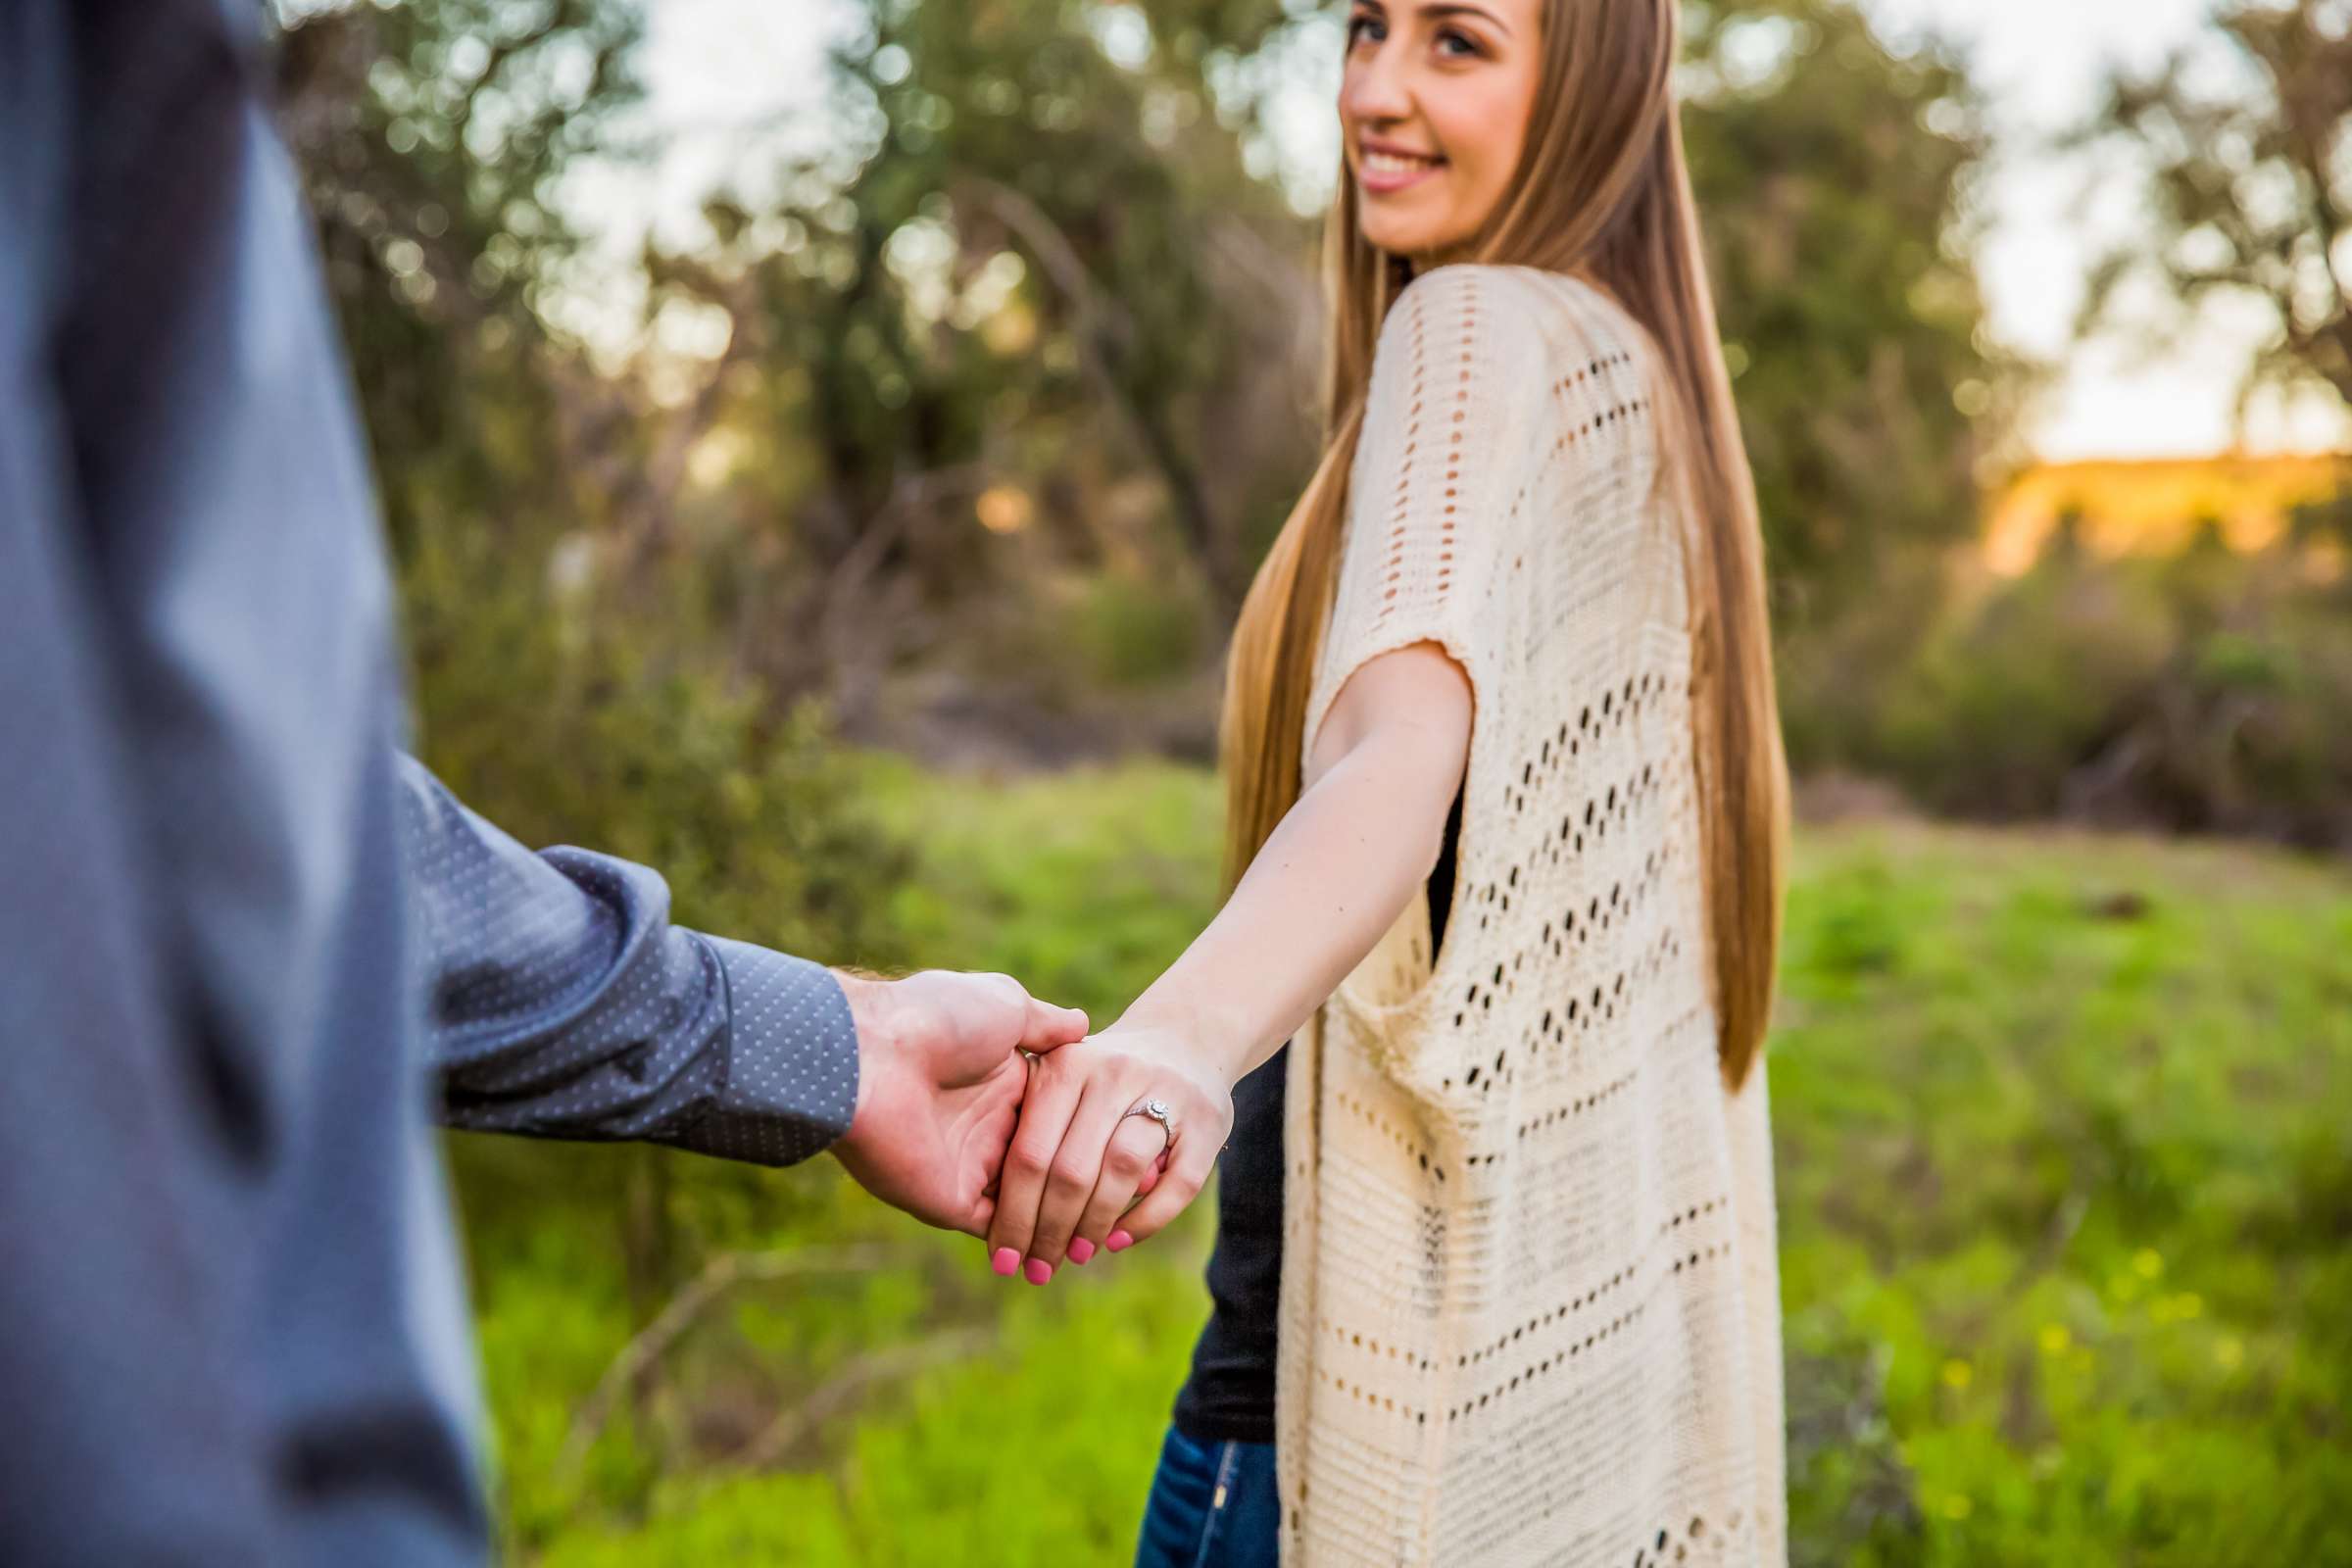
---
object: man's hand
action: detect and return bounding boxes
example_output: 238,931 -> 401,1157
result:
827,969 -> 1089,1237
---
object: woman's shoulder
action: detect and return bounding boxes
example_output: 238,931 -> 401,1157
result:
1380,265 -> 1651,383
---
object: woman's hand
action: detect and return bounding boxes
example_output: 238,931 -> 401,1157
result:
984,1023 -> 1236,1283
972,646 -> 1466,1283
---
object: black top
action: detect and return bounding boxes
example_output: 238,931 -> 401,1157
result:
1170,791 -> 1462,1445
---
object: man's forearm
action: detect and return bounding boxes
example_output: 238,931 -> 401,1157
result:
399,756 -> 861,1167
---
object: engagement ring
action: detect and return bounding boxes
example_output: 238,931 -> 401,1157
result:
1124,1096 -> 1176,1151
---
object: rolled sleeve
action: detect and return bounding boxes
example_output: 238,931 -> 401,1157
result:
403,757 -> 861,1167
694,937 -> 860,1165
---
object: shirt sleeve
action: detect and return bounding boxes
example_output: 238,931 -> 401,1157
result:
1303,265 -> 1547,759
398,757 -> 861,1167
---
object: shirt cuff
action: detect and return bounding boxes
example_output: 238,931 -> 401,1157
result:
683,936 -> 860,1167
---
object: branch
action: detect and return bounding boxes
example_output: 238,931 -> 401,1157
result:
726,1327 -> 993,1473
2231,6 -> 2352,303
456,12 -> 567,150
612,259 -> 771,563
801,463 -> 991,726
2283,312 -> 2352,409
954,174 -> 1241,609
954,176 -> 1135,356
557,1244 -> 916,1480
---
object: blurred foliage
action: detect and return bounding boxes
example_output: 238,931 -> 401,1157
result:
629,0 -> 1326,723
276,0 -> 2349,842
277,0 -> 2030,759
1863,526 -> 2352,850
1767,814 -> 2352,1566
400,507 -> 914,971
1680,0 -> 2027,778
278,1 -> 926,1335
274,0 -> 643,556
2078,0 -> 2352,412
1683,0 -> 2005,665
461,762 -> 2352,1564
2067,0 -> 2352,851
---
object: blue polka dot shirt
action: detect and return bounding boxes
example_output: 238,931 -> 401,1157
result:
401,760 -> 859,1168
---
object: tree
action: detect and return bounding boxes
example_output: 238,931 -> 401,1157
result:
273,0 -> 646,554
275,0 -> 2004,765
721,0 -> 2005,738
273,0 -> 923,1376
2079,0 -> 2352,416
1680,0 -> 2007,763
637,0 -> 1325,724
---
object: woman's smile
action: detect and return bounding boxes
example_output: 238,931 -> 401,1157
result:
1357,137 -> 1449,195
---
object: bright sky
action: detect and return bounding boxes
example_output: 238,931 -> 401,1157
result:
608,0 -> 2350,464
1862,0 -> 2349,460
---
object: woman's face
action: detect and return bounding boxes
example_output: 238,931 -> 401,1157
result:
1341,0 -> 1544,264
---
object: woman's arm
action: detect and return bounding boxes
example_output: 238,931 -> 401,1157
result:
1128,642 -> 1471,1084
981,642 -> 1471,1281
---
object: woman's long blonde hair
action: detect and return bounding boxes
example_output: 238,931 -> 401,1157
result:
1219,0 -> 1788,1089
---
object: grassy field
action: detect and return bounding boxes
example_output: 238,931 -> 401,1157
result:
459,760 -> 2352,1566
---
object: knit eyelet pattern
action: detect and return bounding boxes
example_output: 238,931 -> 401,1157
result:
1275,267 -> 1787,1567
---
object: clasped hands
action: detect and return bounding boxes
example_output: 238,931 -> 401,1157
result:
828,969 -> 1235,1282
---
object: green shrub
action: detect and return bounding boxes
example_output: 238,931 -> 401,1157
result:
402,514 -> 912,971
1857,541 -> 2352,848
1070,572 -> 1207,689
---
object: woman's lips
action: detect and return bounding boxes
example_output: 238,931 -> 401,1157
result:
1357,146 -> 1446,194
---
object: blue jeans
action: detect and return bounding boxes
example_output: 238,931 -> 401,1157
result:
1133,1425 -> 1280,1568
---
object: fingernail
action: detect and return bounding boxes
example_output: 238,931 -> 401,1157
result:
992,1248 -> 1019,1277
1106,1230 -> 1134,1252
1023,1257 -> 1054,1286
1067,1237 -> 1096,1264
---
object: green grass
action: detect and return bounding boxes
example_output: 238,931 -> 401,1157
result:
1766,823 -> 2352,1564
857,753 -> 1226,1023
466,761 -> 2352,1565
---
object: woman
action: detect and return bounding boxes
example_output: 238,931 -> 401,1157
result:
983,0 -> 1790,1560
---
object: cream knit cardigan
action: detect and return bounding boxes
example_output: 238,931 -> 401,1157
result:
1275,265 -> 1786,1567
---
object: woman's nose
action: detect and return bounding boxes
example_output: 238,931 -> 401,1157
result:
1342,45 -> 1414,126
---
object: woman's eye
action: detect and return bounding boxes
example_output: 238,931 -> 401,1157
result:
1436,27 -> 1483,58
1347,14 -> 1386,47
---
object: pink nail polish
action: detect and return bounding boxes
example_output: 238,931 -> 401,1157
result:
992,1248 -> 1019,1277
1106,1229 -> 1134,1252
1067,1238 -> 1096,1264
1023,1257 -> 1054,1286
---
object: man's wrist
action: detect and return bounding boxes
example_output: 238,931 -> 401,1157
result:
830,969 -> 896,1150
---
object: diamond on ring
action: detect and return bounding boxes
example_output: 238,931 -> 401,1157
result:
1126,1097 -> 1176,1147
